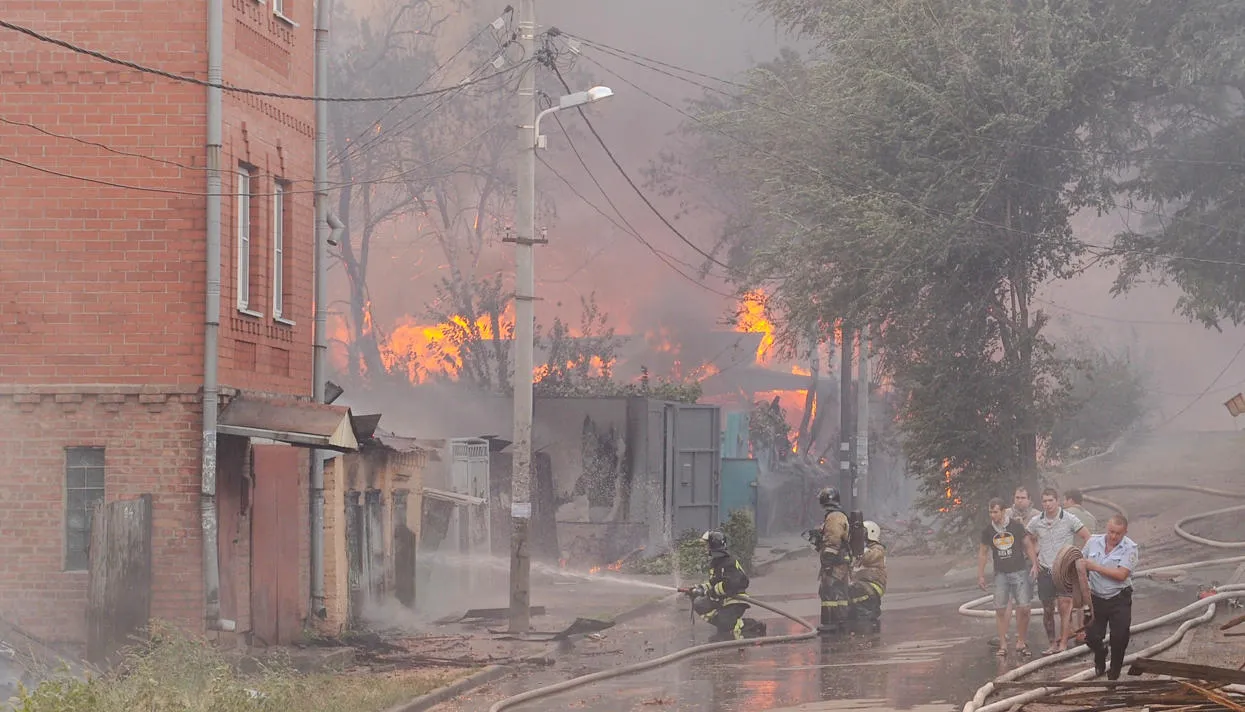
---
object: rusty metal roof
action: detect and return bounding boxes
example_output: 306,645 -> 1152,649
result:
218,397 -> 360,451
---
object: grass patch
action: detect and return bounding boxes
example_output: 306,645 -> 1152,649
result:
12,624 -> 474,712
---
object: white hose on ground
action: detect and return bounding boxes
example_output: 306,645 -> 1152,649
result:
964,586 -> 1245,712
485,595 -> 818,712
961,482 -> 1245,712
959,483 -> 1245,619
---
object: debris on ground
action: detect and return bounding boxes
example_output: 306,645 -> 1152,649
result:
1010,658 -> 1245,712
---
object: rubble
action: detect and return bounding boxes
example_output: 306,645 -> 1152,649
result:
1014,658 -> 1245,712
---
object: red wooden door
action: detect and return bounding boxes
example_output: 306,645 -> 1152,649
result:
250,445 -> 303,646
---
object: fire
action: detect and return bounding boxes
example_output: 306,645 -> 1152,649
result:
380,308 -> 510,384
736,290 -> 777,365
588,559 -> 626,575
644,327 -> 680,355
792,364 -> 811,377
938,458 -> 963,512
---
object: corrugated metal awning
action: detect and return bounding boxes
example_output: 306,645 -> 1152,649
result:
217,397 -> 360,451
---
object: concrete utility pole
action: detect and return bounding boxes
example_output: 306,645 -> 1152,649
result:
508,0 -> 538,635
839,324 -> 855,510
856,326 -> 870,513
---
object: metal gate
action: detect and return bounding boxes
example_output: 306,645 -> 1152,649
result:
666,403 -> 721,537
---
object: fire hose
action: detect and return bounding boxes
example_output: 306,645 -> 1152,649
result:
961,483 -> 1245,712
484,593 -> 818,712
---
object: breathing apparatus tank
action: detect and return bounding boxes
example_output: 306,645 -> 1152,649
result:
848,510 -> 867,559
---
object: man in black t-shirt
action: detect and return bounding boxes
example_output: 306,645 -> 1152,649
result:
977,497 -> 1035,657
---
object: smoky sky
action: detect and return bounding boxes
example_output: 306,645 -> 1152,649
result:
334,0 -> 1245,433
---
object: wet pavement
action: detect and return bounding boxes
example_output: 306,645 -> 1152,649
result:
433,558 -> 1236,712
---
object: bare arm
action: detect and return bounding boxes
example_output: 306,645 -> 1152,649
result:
1026,535 -> 1039,575
1077,527 -> 1091,546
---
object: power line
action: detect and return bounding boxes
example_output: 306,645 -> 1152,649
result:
1153,340 -> 1245,429
537,154 -> 734,298
548,63 -> 732,272
1034,297 -> 1198,326
0,19 -> 522,103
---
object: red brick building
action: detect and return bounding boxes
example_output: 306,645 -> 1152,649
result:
0,1 -> 354,646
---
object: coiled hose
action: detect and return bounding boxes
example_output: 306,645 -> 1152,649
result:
961,483 -> 1245,712
485,593 -> 818,712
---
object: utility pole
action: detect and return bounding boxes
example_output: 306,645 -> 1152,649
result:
508,0 -> 537,635
855,325 -> 870,513
839,323 -> 855,510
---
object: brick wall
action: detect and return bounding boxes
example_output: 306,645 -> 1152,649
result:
0,1 -> 315,397
220,0 -> 315,397
0,387 -> 203,643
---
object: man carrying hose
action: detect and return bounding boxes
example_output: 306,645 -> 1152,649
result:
682,530 -> 766,641
1079,514 -> 1138,680
1025,487 -> 1090,654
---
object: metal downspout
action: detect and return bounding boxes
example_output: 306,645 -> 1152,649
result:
310,0 -> 335,619
202,0 -> 228,632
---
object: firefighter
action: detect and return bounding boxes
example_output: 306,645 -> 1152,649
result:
813,486 -> 852,633
849,520 -> 887,631
684,530 -> 767,641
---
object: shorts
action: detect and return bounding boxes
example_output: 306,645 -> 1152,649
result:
1036,567 -> 1071,602
993,570 -> 1033,609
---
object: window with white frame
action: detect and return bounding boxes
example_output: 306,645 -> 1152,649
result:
274,0 -> 288,19
236,168 -> 254,311
65,446 -> 105,571
272,180 -> 286,319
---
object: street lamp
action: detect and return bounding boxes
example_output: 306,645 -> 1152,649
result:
534,86 -> 615,149
508,80 -> 615,635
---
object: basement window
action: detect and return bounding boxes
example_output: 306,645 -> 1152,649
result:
65,447 -> 105,572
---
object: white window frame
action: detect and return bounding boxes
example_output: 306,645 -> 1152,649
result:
273,0 -> 298,26
272,181 -> 285,319
236,170 -> 253,312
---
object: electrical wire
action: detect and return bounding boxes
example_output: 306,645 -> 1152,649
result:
547,63 -> 732,271
1151,339 -> 1245,429
536,154 -> 735,299
0,18 -> 522,103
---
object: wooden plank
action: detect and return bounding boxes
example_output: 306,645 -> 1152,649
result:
1179,682 -> 1245,712
1130,659 -> 1245,685
86,495 -> 153,664
250,448 -> 279,646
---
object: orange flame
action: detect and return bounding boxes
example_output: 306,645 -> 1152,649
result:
380,307 -> 511,384
938,458 -> 963,512
736,290 -> 776,365
588,558 -> 626,575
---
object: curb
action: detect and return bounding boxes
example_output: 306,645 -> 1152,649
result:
384,664 -> 511,712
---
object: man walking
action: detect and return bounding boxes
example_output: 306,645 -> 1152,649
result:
1026,487 -> 1090,654
1081,514 -> 1138,679
1064,489 -> 1098,535
1005,487 -> 1036,528
978,498 -> 1034,657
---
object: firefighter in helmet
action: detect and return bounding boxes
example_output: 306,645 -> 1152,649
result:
684,530 -> 766,641
848,520 -> 887,630
814,486 -> 853,632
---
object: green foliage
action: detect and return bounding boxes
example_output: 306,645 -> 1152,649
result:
1110,2 -> 1245,328
13,623 -> 465,712
721,509 -> 758,574
672,0 -> 1169,535
748,398 -> 791,460
1047,336 -> 1148,460
623,530 -> 710,577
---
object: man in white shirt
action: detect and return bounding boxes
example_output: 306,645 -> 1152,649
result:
1026,487 -> 1090,654
1080,514 -> 1139,680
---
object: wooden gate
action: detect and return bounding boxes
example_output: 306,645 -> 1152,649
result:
250,445 -> 303,646
87,495 -> 153,664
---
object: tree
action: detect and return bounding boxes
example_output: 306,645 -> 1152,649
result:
1047,334 -> 1148,461
1111,2 -> 1245,328
327,2 -> 522,385
684,0 -> 1154,528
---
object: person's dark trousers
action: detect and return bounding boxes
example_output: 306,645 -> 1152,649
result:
1085,587 -> 1132,679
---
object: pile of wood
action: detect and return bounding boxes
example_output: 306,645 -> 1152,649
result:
1001,660 -> 1245,712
